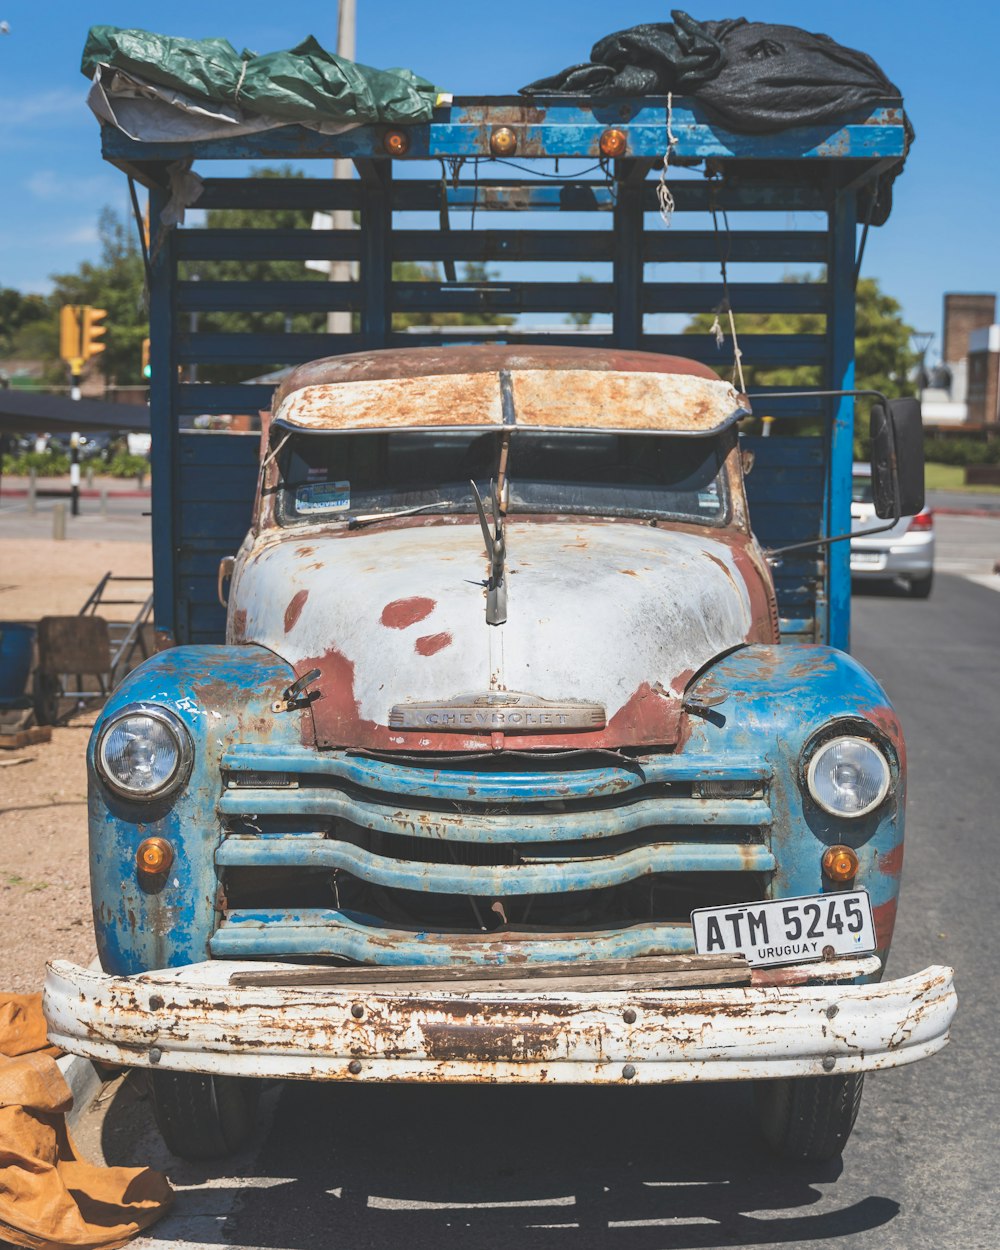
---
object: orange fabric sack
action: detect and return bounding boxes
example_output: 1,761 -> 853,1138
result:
0,993 -> 173,1250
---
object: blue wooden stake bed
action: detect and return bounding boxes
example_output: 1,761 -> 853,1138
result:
102,95 -> 908,652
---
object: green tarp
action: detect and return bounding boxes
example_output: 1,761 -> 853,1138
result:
82,26 -> 441,126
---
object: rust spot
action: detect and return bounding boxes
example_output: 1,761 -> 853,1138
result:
381,596 -> 436,629
620,568 -> 638,577
415,631 -> 452,656
873,897 -> 898,951
230,608 -> 248,642
878,843 -> 904,877
284,589 -> 309,633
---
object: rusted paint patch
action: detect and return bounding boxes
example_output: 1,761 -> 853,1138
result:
381,596 -> 436,629
415,631 -> 452,656
284,589 -> 309,634
873,897 -> 898,951
878,843 -> 904,877
272,345 -> 726,409
230,608 -> 248,642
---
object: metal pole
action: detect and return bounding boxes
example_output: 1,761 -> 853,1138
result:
27,468 -> 37,515
327,0 -> 357,337
69,428 -> 80,516
52,502 -> 67,541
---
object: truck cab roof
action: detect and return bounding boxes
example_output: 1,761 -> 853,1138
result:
272,345 -> 749,438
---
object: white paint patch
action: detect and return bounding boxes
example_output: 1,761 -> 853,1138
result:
232,520 -> 755,728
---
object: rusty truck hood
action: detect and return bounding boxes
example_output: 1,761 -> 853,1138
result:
230,519 -> 766,752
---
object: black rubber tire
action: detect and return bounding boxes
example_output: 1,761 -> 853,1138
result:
148,1071 -> 259,1160
907,571 -> 934,599
755,1073 -> 864,1163
32,671 -> 61,725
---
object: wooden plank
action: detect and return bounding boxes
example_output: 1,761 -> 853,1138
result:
175,229 -> 362,263
229,952 -> 747,989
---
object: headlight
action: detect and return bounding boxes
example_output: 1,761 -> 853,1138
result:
96,706 -> 192,800
805,734 -> 890,818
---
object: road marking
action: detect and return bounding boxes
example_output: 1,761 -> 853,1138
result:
964,574 -> 1000,594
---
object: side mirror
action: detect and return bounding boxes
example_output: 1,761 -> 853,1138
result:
870,397 -> 925,520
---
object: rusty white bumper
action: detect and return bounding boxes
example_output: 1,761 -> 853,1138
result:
43,958 -> 956,1085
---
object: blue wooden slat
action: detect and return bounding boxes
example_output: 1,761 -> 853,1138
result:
641,334 -> 826,368
827,189 -> 857,652
194,178 -> 825,216
176,333 -> 362,365
393,281 -> 613,314
181,503 -> 255,538
178,386 -> 275,417
747,504 -> 823,543
177,281 -> 362,313
392,228 -> 614,262
742,435 -> 824,465
148,184 -> 178,645
644,231 -> 828,263
103,97 -> 906,164
395,181 -> 826,215
175,230 -> 362,262
644,282 -> 826,315
178,466 -> 258,503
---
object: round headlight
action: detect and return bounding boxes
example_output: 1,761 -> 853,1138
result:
805,734 -> 890,818
97,706 -> 191,800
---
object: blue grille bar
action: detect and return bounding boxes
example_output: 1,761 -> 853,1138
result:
210,910 -> 695,964
216,835 -> 775,895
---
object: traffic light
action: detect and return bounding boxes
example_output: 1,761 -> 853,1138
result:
81,306 -> 107,362
59,305 -> 83,371
141,337 -> 151,379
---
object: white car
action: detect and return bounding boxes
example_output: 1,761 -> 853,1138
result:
851,464 -> 934,597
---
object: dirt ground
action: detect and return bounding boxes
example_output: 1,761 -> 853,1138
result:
0,535 -> 151,991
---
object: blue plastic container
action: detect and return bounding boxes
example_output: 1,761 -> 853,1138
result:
0,623 -> 35,702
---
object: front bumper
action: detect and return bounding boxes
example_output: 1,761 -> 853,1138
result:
44,958 -> 956,1085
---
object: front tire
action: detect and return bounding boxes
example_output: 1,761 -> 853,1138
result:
148,1071 -> 259,1159
907,571 -> 933,598
755,1073 -> 864,1162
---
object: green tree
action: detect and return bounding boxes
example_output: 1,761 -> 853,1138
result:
0,288 -> 53,358
684,276 -> 918,398
49,207 -> 148,384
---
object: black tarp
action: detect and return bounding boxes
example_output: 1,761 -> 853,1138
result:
522,11 -> 912,223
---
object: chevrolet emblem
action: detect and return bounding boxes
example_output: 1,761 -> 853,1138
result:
388,691 -> 606,732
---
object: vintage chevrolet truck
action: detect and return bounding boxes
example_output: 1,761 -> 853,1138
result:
44,95 -> 955,1163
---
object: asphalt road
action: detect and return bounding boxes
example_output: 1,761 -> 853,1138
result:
81,539 -> 998,1250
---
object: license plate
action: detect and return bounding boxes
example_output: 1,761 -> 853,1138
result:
691,890 -> 877,967
851,551 -> 883,567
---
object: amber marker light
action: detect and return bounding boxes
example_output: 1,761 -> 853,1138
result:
822,844 -> 859,883
137,837 -> 174,877
599,128 -> 628,157
490,126 -> 517,156
383,129 -> 410,156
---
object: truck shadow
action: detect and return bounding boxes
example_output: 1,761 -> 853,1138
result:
100,1077 -> 899,1248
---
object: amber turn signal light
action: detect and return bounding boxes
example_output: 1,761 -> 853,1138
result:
489,126 -> 517,156
822,844 -> 859,882
599,128 -> 628,157
383,129 -> 410,156
137,837 -> 174,876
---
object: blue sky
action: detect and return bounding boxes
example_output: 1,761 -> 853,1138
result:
0,1 -> 996,360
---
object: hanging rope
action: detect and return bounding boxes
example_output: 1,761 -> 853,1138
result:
708,188 -> 747,394
656,92 -> 680,226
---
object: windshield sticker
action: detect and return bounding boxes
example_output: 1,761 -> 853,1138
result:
697,486 -> 721,510
296,481 -> 351,514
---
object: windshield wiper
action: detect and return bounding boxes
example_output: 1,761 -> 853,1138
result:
470,478 -> 507,625
347,502 -> 452,530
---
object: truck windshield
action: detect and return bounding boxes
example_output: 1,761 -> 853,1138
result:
276,430 -> 729,526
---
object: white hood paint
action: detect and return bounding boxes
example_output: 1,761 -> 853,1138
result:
231,519 -> 757,750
